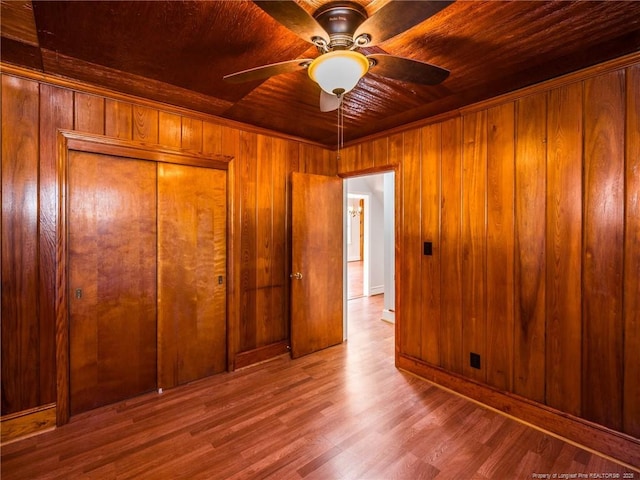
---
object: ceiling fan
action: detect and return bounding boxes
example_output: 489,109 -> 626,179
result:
223,0 -> 453,112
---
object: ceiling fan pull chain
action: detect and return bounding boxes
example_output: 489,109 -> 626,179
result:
337,104 -> 341,161
337,100 -> 345,161
341,102 -> 344,151
340,102 -> 343,153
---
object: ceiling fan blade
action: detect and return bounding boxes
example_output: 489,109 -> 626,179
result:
320,90 -> 343,112
367,54 -> 449,85
223,58 -> 312,84
253,1 -> 328,44
355,1 -> 454,46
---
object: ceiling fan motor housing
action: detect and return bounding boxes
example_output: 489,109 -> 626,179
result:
313,2 -> 368,49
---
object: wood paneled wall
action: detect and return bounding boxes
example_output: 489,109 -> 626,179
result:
339,61 -> 640,441
1,70 -> 336,416
2,54 -> 637,460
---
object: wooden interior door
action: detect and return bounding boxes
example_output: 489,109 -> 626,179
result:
68,151 -> 157,416
157,164 -> 227,388
290,172 -> 343,358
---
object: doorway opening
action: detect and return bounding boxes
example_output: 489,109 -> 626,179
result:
343,172 -> 395,340
347,193 -> 367,299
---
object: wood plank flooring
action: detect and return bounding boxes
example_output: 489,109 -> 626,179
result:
1,295 -> 636,479
348,260 -> 363,300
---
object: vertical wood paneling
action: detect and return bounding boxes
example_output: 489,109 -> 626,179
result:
401,130 -> 422,359
333,64 -> 636,443
38,83 -> 73,405
357,141 -> 378,171
1,75 -> 40,414
158,111 -> 181,148
74,92 -> 104,134
239,131 -> 258,352
485,102 -> 515,391
339,138 -> 390,173
132,105 -> 159,143
372,137 -> 390,168
351,143 -> 363,170
388,133 -> 403,168
288,138 -> 300,173
583,71 -> 625,430
514,93 -> 547,402
271,137 -> 289,344
461,111 -> 487,382
256,135 -> 274,347
2,71 -> 331,419
623,64 -> 640,438
338,144 -> 364,174
202,121 -> 223,156
329,146 -> 338,174
298,144 -> 313,173
439,118 -> 463,374
357,142 -> 372,171
105,99 -> 132,139
420,124 -> 441,365
2,54 -> 639,444
546,82 -> 583,416
222,125 -> 240,369
359,142 -> 374,171
221,125 -> 240,162
181,117 -> 203,152
300,144 -> 337,176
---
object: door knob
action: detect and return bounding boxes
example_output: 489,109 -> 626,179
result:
290,272 -> 303,280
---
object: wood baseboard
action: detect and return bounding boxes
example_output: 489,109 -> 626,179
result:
233,340 -> 290,370
1,404 -> 56,445
397,354 -> 640,470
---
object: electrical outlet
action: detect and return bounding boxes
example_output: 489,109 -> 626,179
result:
470,352 -> 481,369
424,241 -> 433,256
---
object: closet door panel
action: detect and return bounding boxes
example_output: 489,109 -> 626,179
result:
158,164 -> 227,388
68,152 -> 157,415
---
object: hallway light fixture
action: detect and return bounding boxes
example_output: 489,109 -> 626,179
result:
308,50 -> 370,96
347,205 -> 363,217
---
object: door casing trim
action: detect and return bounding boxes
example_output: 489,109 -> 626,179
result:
55,130 -> 233,425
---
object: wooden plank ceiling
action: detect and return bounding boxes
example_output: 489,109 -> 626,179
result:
2,0 -> 639,146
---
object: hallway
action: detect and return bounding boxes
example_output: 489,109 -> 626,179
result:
347,260 -> 364,300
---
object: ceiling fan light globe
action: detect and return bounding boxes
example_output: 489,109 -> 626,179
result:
308,50 -> 369,95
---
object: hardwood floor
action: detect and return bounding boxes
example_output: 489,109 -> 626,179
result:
348,260 -> 363,299
1,295 -> 635,479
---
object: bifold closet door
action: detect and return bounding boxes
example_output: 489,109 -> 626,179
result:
157,163 -> 227,389
68,152 -> 157,416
